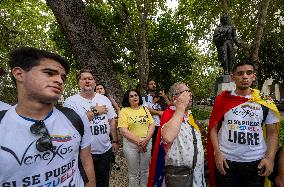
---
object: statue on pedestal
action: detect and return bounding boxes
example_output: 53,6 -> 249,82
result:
213,13 -> 240,75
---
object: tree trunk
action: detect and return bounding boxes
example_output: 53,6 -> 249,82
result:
108,0 -> 150,94
136,0 -> 150,94
46,0 -> 122,98
250,0 -> 271,62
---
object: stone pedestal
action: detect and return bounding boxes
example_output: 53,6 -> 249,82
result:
216,75 -> 236,94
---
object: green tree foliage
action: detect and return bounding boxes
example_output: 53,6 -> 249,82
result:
258,31 -> 284,84
148,11 -> 196,91
178,0 -> 284,83
9,0 -> 283,103
49,1 -> 220,96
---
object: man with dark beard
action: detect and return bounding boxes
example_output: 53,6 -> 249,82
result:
143,80 -> 170,154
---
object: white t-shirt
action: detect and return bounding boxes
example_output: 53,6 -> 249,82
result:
0,106 -> 92,187
218,91 -> 279,162
0,101 -> 11,111
147,103 -> 161,126
142,94 -> 153,106
64,93 -> 117,154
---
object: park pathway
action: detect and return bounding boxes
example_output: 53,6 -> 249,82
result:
109,147 -> 129,187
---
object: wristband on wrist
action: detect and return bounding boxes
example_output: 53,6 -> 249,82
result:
112,140 -> 118,143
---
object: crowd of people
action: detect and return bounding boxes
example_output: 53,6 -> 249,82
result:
0,47 -> 283,187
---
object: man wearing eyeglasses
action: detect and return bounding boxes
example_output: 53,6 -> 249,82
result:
148,82 -> 205,187
0,47 -> 95,187
64,69 -> 118,187
208,59 -> 280,187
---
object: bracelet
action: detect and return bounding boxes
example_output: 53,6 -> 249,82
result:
112,140 -> 118,143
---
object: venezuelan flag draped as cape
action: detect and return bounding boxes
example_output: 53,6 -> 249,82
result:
207,89 -> 280,187
147,106 -> 200,187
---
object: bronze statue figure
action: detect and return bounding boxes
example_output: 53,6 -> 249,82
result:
213,13 -> 240,75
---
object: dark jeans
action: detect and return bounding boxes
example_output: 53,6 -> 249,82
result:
151,126 -> 159,155
109,134 -> 116,164
215,159 -> 265,187
92,148 -> 112,187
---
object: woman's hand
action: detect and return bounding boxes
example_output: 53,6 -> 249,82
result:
138,138 -> 149,153
138,138 -> 149,148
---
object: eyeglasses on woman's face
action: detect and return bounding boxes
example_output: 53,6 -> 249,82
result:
174,89 -> 192,97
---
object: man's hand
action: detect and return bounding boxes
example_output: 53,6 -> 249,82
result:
275,175 -> 284,187
112,142 -> 119,152
215,152 -> 229,175
258,158 -> 274,177
159,90 -> 167,98
92,103 -> 108,115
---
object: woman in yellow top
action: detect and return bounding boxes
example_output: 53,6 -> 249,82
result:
118,89 -> 155,187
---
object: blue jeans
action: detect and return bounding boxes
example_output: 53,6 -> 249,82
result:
215,159 -> 265,187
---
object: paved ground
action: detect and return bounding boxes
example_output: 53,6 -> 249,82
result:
109,136 -> 129,187
109,146 -> 129,187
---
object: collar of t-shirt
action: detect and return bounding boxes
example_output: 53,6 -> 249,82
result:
231,90 -> 252,99
17,110 -> 53,122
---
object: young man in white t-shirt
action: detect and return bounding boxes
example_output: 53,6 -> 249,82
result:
64,69 -> 118,187
210,59 -> 279,187
0,47 -> 95,187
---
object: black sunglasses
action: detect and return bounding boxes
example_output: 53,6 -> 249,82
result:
30,120 -> 54,152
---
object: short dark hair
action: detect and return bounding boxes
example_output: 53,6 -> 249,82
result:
8,47 -> 70,74
76,69 -> 93,82
232,59 -> 256,73
122,89 -> 143,107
